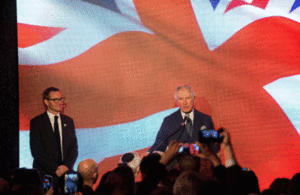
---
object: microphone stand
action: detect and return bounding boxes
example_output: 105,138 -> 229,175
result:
150,117 -> 187,153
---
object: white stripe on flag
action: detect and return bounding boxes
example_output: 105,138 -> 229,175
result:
191,0 -> 300,50
18,0 -> 153,65
264,74 -> 300,136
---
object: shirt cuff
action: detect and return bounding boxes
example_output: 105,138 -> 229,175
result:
225,159 -> 236,168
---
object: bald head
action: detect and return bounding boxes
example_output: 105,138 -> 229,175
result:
78,159 -> 98,181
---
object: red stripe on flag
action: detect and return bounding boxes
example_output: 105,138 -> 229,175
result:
18,23 -> 66,48
225,0 -> 269,13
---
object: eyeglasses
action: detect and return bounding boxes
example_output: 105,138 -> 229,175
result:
47,97 -> 65,103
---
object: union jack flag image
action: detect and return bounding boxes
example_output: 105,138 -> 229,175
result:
18,0 -> 300,189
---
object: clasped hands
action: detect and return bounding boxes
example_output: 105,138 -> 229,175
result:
55,165 -> 69,177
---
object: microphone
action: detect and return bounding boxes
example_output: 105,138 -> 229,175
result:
150,116 -> 187,153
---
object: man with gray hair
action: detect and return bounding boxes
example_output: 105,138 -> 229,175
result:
173,171 -> 202,195
149,85 -> 214,153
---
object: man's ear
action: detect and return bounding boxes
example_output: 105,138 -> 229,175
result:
134,166 -> 140,178
44,99 -> 49,107
93,173 -> 98,181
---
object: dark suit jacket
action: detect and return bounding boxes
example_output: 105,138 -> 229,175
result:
30,112 -> 78,179
149,109 -> 214,152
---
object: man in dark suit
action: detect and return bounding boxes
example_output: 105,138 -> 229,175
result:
149,85 -> 214,153
30,87 -> 78,194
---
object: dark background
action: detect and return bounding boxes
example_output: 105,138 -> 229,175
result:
0,0 -> 19,172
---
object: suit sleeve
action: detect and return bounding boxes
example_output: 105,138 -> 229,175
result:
30,118 -> 58,175
208,115 -> 215,130
148,118 -> 171,153
63,118 -> 78,171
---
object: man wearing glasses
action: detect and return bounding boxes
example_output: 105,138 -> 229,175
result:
30,87 -> 78,194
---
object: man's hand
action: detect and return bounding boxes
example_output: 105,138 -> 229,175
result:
45,187 -> 54,195
159,140 -> 180,165
220,128 -> 231,148
195,141 -> 221,167
55,165 -> 69,177
219,128 -> 237,167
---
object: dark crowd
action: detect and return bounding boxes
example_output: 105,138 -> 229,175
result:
0,129 -> 299,195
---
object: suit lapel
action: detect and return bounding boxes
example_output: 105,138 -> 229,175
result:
193,110 -> 200,131
174,109 -> 184,129
168,109 -> 184,135
193,109 -> 204,138
175,109 -> 183,121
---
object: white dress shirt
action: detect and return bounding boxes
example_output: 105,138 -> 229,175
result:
181,108 -> 194,125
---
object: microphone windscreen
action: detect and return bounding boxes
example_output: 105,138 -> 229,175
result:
120,152 -> 141,173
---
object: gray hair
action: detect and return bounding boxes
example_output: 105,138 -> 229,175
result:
175,85 -> 195,100
174,171 -> 202,195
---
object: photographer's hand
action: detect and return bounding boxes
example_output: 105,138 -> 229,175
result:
195,141 -> 221,167
220,128 -> 230,148
220,129 -> 237,167
159,140 -> 180,166
45,187 -> 53,195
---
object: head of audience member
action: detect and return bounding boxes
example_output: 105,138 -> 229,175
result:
0,164 -> 11,186
149,186 -> 174,195
269,177 -> 290,195
94,183 -> 113,195
105,165 -> 135,195
0,178 -> 10,194
173,171 -> 202,195
288,172 -> 300,195
120,152 -> 141,177
139,153 -> 162,179
175,85 -> 195,114
198,180 -> 226,195
77,158 -> 99,189
136,153 -> 168,195
111,185 -> 135,195
177,153 -> 200,174
159,169 -> 180,190
12,184 -> 44,195
11,168 -> 42,192
242,170 -> 261,195
43,87 -> 65,115
99,171 -> 111,185
261,189 -> 276,195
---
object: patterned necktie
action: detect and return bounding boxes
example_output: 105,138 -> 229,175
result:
54,116 -> 63,164
186,116 -> 193,137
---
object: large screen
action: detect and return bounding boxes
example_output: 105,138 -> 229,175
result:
18,0 -> 300,190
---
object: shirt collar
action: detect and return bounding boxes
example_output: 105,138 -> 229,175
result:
181,108 -> 194,121
47,110 -> 60,119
